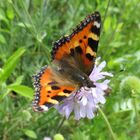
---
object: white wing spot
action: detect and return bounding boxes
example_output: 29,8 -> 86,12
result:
40,105 -> 48,111
94,21 -> 100,28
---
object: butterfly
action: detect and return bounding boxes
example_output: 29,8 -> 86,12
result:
33,11 -> 101,111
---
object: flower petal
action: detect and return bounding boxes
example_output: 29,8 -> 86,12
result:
65,104 -> 74,119
74,103 -> 81,120
95,80 -> 110,90
100,72 -> 113,77
80,105 -> 86,118
97,61 -> 106,72
86,104 -> 95,119
81,95 -> 88,106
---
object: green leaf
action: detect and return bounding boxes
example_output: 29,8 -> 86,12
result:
0,34 -> 6,44
104,17 -> 111,32
13,75 -> 24,85
70,131 -> 89,140
0,76 -> 24,99
17,22 -> 31,28
7,85 -> 34,99
23,129 -> 37,139
6,6 -> 14,20
0,47 -> 26,83
0,9 -> 8,24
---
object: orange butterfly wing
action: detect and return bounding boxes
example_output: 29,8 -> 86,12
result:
51,11 -> 101,75
33,66 -> 76,111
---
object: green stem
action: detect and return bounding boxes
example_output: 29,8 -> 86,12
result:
132,97 -> 140,137
11,1 -> 35,38
21,0 -> 37,35
40,42 -> 51,64
55,117 -> 65,133
101,0 -> 111,34
98,106 -> 117,140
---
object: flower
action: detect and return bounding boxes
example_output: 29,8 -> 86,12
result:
43,137 -> 51,140
56,60 -> 113,120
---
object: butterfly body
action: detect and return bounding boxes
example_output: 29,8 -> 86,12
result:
52,55 -> 94,88
33,11 -> 101,111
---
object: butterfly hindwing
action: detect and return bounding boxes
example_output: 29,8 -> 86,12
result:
51,11 -> 101,75
33,66 -> 76,111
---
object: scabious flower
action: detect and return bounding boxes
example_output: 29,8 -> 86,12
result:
56,59 -> 113,120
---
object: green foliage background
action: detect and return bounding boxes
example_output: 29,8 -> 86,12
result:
0,0 -> 140,140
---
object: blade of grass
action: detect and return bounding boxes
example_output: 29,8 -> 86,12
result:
0,47 -> 26,83
20,0 -> 37,35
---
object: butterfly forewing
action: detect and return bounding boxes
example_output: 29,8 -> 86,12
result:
51,11 -> 101,75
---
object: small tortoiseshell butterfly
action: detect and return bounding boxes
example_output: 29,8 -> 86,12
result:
33,11 -> 101,111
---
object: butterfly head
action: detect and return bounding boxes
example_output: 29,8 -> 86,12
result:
80,75 -> 95,88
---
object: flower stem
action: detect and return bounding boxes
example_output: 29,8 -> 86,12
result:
98,106 -> 117,140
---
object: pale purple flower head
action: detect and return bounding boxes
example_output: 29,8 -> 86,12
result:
56,59 -> 113,120
43,137 -> 51,140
